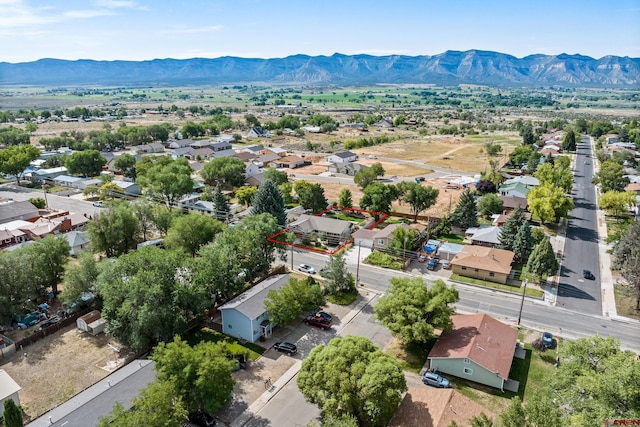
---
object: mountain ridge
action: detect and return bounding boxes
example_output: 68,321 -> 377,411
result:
1,50 -> 638,87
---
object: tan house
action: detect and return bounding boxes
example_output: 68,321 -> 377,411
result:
389,388 -> 495,427
288,214 -> 353,246
450,245 -> 514,284
428,314 -> 519,391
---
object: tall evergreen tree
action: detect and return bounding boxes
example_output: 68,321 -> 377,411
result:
498,207 -> 526,251
212,186 -> 230,221
3,399 -> 23,427
512,222 -> 534,264
338,188 -> 353,208
450,189 -> 478,230
562,129 -> 577,151
250,179 -> 286,226
526,238 -> 559,283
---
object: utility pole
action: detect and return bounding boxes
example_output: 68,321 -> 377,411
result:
517,279 -> 528,326
290,243 -> 294,270
42,183 -> 49,209
355,243 -> 361,285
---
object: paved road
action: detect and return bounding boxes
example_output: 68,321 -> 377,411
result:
291,250 -> 640,352
0,186 -> 103,217
556,137 -> 601,313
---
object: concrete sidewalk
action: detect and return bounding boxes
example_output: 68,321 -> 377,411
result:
229,288 -> 378,427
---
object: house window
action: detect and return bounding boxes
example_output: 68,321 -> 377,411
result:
464,367 -> 473,375
378,239 -> 384,245
461,266 -> 467,270
489,272 -> 495,277
474,269 -> 479,272
464,358 -> 470,364
227,325 -> 232,329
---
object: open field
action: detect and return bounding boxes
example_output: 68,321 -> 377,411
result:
0,324 -> 133,421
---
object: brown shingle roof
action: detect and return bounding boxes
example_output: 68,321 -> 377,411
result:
428,314 -> 518,380
450,245 -> 514,275
389,388 -> 495,427
500,195 -> 528,210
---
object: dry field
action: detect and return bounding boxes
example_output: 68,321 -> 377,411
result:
1,325 -> 132,421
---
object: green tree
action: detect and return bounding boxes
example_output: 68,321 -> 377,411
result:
612,222 -> 640,309
498,207 -> 527,251
201,157 -> 246,187
152,336 -> 235,413
534,162 -> 573,194
137,156 -> 194,208
0,126 -> 30,146
551,336 -> 640,424
353,168 -> 378,189
483,140 -> 502,156
374,278 -> 458,345
263,168 -> 289,185
98,248 -> 208,350
151,205 -> 181,236
113,152 -> 137,179
386,226 -> 421,260
211,185 -> 230,221
25,234 -> 71,295
500,396 -> 526,427
235,185 -> 257,206
60,251 -> 99,306
250,180 -> 286,226
29,197 -> 46,209
399,182 -> 439,222
521,126 -> 535,145
165,213 -> 225,257
297,336 -> 407,427
526,238 -> 558,283
477,193 -> 504,219
592,160 -> 628,193
562,129 -> 577,151
527,184 -> 574,224
359,182 -> 399,216
320,250 -> 355,294
512,222 -> 534,264
264,276 -> 325,326
598,190 -> 636,218
450,189 -> 478,229
295,181 -> 328,214
3,399 -> 23,427
0,144 -> 40,184
393,114 -> 406,127
0,249 -> 39,320
98,380 -> 188,427
338,188 -> 353,208
181,121 -> 205,138
131,200 -> 155,241
509,145 -> 535,166
64,149 -> 106,176
88,202 -> 140,257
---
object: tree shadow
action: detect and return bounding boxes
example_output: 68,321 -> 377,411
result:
556,283 -> 596,300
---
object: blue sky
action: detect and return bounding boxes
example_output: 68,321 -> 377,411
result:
1,0 -> 638,63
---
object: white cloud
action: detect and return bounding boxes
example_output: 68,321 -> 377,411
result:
93,0 -> 137,8
160,25 -> 224,35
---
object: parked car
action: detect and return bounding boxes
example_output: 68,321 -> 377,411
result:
422,371 -> 450,388
187,411 -> 216,427
297,264 -> 316,274
304,314 -> 332,330
92,201 -> 103,207
442,259 -> 451,270
310,311 -> 332,321
583,269 -> 595,280
542,332 -> 554,349
418,254 -> 428,263
226,354 -> 247,371
274,341 -> 297,356
427,258 -> 439,271
15,312 -> 41,328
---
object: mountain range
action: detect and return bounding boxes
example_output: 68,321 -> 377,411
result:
1,50 -> 638,87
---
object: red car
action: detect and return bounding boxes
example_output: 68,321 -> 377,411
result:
304,314 -> 332,330
418,254 -> 428,263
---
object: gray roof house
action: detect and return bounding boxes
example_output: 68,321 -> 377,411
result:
289,214 -> 353,245
327,162 -> 369,176
245,127 -> 269,138
467,225 -> 501,247
0,199 -> 40,224
63,230 -> 91,256
218,274 -> 291,343
112,180 -> 141,196
166,139 -> 193,149
168,147 -> 194,159
326,151 -> 358,164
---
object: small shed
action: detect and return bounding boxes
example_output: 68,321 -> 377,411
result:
0,369 -> 21,418
77,310 -> 107,335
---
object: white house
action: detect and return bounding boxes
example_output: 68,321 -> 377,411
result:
0,370 -> 21,418
63,230 -> 91,256
218,274 -> 291,342
326,151 -> 358,164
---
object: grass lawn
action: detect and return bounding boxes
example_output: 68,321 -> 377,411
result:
385,337 -> 437,373
438,233 -> 466,244
614,283 -> 640,320
450,274 -> 545,298
327,290 -> 358,305
187,328 -> 265,360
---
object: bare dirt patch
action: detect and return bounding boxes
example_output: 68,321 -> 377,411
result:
0,325 -> 132,421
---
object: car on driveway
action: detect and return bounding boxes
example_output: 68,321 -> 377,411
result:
310,311 -> 332,321
304,314 -> 332,330
542,332 -> 554,349
92,201 -> 104,207
422,371 -> 450,388
583,269 -> 595,280
427,258 -> 439,271
274,341 -> 298,356
442,259 -> 451,270
418,254 -> 427,263
187,411 -> 216,427
297,264 -> 316,274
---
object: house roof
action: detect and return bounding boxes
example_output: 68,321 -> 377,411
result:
504,176 -> 539,187
189,140 -> 212,148
219,274 -> 291,319
211,141 -> 232,149
499,181 -> 530,195
470,226 -> 501,245
450,245 -> 514,275
54,175 -> 84,183
190,147 -> 214,157
389,388 -> 495,427
63,230 -> 90,247
257,153 -> 281,163
331,151 -> 357,159
373,223 -> 410,239
212,149 -> 237,158
33,166 -> 67,175
277,155 -> 305,164
168,139 -> 193,148
0,200 -> 39,223
438,242 -> 466,255
500,195 -> 528,210
0,369 -> 21,400
233,152 -> 258,161
169,147 -> 193,156
352,228 -> 377,241
79,310 -> 102,324
428,313 -> 518,380
289,214 -> 352,236
626,182 -> 640,192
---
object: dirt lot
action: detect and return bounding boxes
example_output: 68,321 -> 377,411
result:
0,325 -> 132,421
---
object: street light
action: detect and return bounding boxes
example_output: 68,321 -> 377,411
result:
42,183 -> 49,209
517,279 -> 528,326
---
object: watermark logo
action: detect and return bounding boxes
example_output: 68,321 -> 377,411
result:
604,420 -> 640,426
